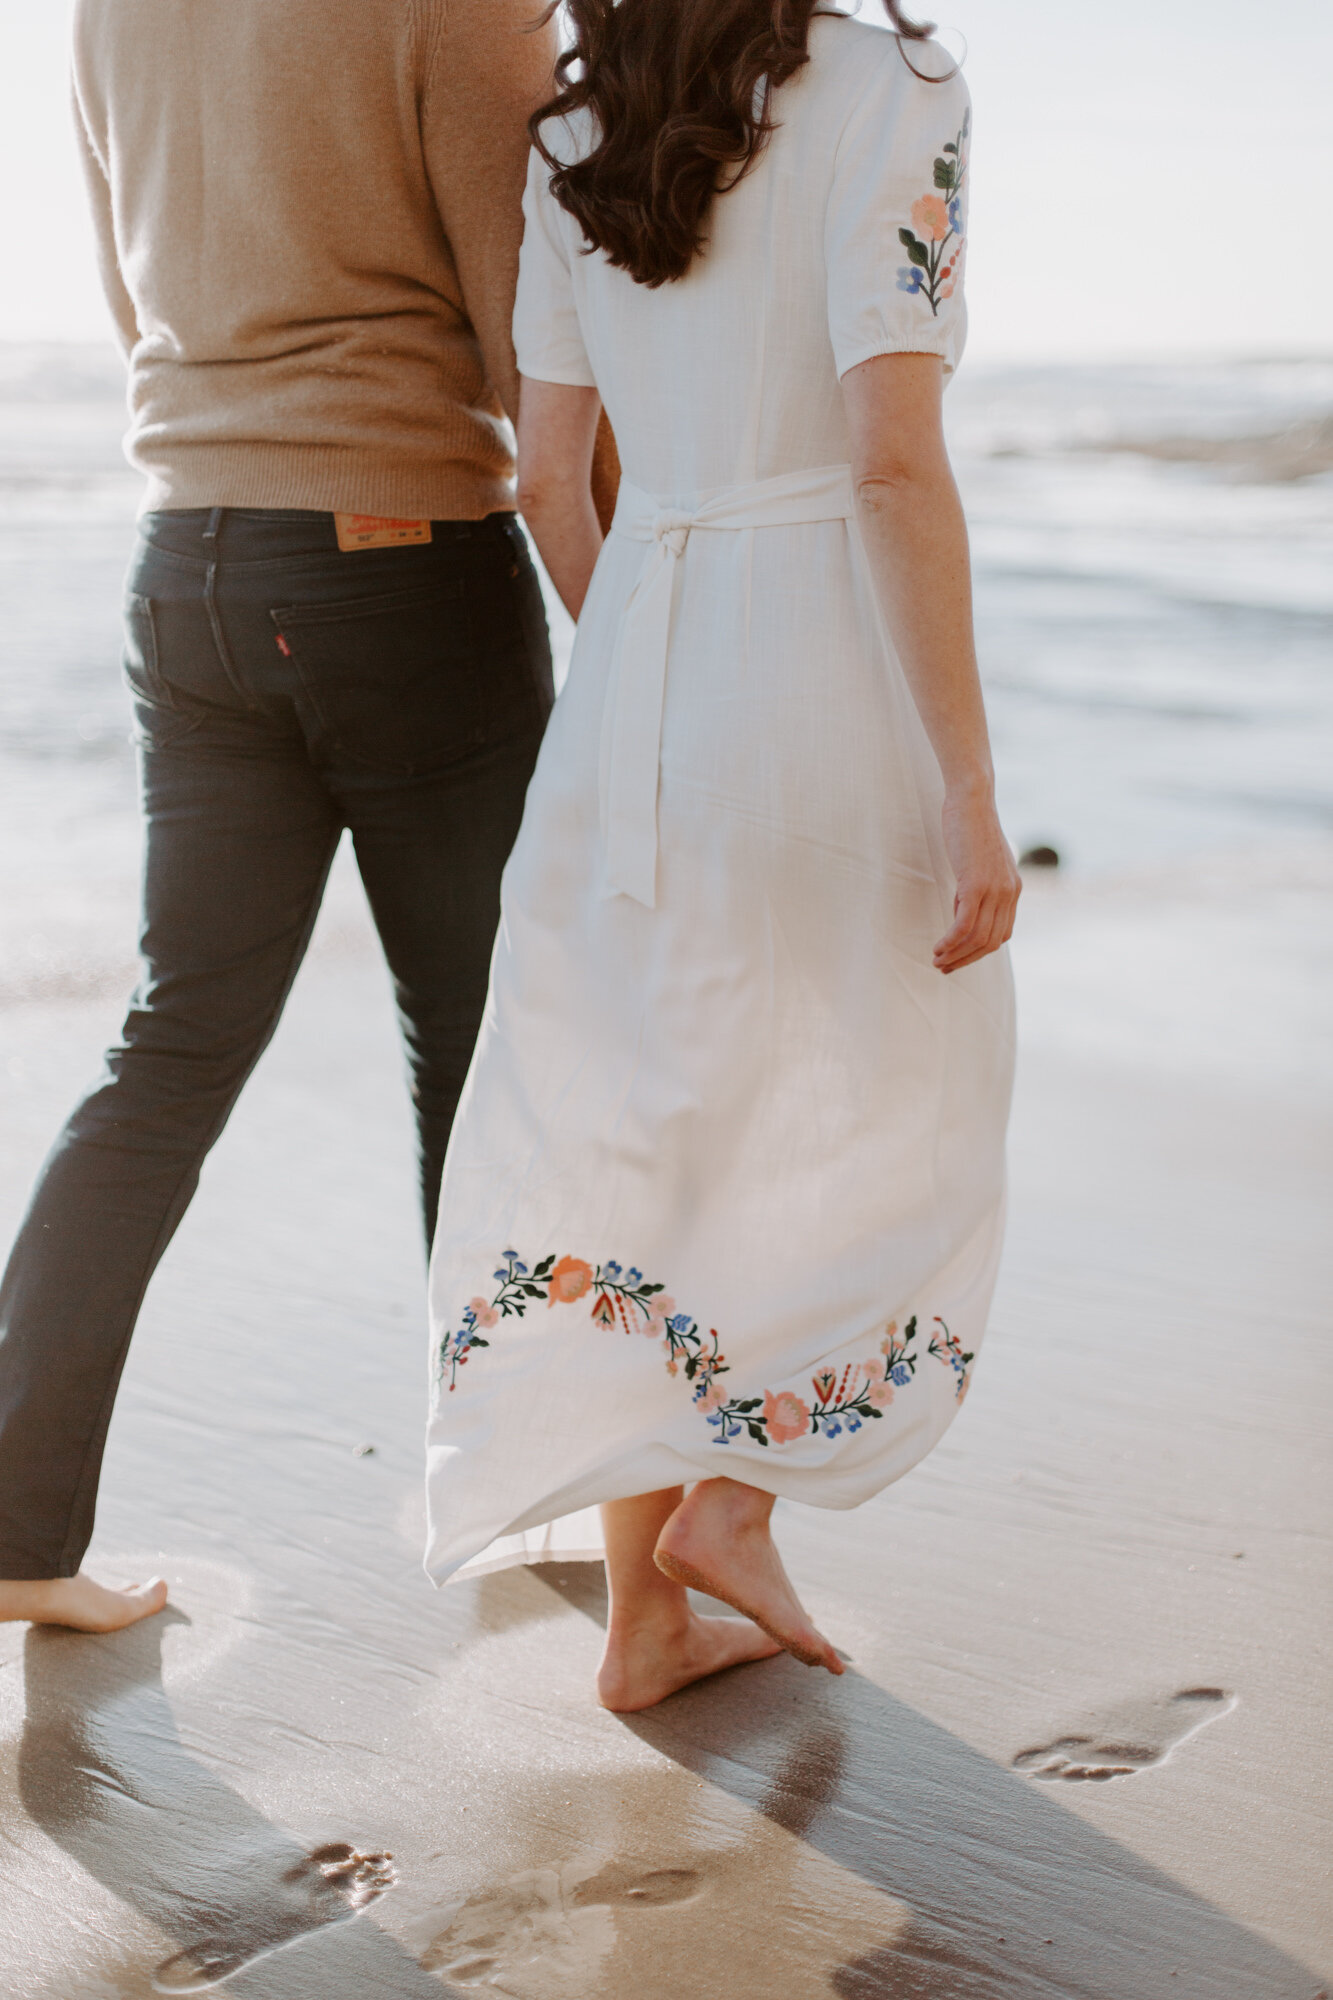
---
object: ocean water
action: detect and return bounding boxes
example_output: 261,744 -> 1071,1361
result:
0,342 -> 1329,1006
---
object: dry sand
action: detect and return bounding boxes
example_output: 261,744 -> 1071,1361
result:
0,837 -> 1329,1999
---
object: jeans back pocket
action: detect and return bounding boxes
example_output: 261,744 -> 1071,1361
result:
272,575 -> 544,777
122,592 -> 199,748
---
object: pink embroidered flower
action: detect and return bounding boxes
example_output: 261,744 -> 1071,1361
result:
764,1389 -> 811,1444
880,1321 -> 899,1355
865,1379 -> 896,1410
911,194 -> 950,242
645,1313 -> 667,1338
696,1382 -> 728,1414
655,1296 -> 676,1318
467,1297 -> 500,1330
547,1256 -> 593,1306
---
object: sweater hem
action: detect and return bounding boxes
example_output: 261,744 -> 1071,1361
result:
132,444 -> 515,522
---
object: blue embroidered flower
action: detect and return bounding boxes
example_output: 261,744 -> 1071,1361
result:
512,1260 -> 529,1276
603,1260 -> 622,1280
669,1313 -> 693,1334
948,196 -> 963,235
847,1415 -> 862,1432
891,1364 -> 911,1387
626,1268 -> 643,1286
826,1421 -> 843,1438
896,266 -> 924,294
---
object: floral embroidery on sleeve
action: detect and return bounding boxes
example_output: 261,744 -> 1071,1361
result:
436,1252 -> 974,1450
895,107 -> 969,317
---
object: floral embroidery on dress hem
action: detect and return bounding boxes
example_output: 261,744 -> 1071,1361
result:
706,1314 -> 973,1446
895,108 -> 969,317
437,1249 -> 728,1400
436,1253 -> 974,1446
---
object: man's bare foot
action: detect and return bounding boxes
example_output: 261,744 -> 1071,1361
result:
654,1478 -> 844,1674
597,1606 -> 781,1713
0,1572 -> 168,1632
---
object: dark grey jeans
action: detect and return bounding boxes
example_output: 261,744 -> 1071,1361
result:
0,507 -> 552,1578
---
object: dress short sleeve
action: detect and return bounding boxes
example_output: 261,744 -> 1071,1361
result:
513,138 -> 597,388
826,40 -> 971,381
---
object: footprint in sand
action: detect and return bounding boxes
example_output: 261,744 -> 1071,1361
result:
151,1843 -> 397,1992
1012,1687 -> 1236,1782
423,1861 -> 704,1990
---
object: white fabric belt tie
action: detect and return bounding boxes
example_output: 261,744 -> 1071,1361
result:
601,461 -> 856,908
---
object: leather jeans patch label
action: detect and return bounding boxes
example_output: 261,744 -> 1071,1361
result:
334,514 -> 433,551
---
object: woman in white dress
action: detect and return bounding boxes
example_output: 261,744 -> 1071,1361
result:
425,0 -> 1020,1710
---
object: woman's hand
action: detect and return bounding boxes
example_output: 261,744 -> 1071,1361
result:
841,354 -> 1020,976
516,377 -> 606,621
934,785 -> 1021,974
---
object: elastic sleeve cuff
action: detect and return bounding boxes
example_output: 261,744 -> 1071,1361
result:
515,359 -> 599,390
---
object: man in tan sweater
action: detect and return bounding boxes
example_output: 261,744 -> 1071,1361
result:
0,0 -> 572,1631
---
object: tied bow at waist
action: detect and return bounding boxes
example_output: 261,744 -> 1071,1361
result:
600,462 -> 856,908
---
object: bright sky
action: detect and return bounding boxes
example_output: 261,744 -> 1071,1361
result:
1,0 -> 1329,361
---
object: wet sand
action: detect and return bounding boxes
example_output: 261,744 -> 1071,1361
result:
0,838 -> 1329,1999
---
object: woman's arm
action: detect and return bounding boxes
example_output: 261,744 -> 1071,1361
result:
842,353 -> 1020,974
515,378 -> 606,620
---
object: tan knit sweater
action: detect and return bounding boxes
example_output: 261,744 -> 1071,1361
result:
71,0 -> 558,518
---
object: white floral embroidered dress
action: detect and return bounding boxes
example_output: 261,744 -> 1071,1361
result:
424,17 -> 1014,1582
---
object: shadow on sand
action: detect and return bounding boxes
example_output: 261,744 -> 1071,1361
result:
15,1577 -> 1325,1998
539,1565 -> 1324,2000
18,1614 -> 449,1999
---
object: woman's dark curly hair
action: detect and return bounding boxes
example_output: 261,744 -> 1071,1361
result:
531,1 -> 939,289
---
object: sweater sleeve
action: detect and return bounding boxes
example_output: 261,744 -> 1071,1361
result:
69,76 -> 139,359
419,0 -> 559,427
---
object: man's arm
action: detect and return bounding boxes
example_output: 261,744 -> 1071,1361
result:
69,81 -> 139,359
419,0 -> 557,428
420,0 -> 619,529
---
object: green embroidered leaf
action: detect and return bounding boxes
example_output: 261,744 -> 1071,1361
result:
746,1424 -> 769,1446
684,1356 -> 698,1378
942,141 -> 958,154
866,1406 -> 883,1419
904,1315 -> 918,1340
962,1351 -> 975,1364
468,1336 -> 489,1348
934,158 -> 957,190
532,1256 -> 555,1277
521,1283 -> 544,1297
898,229 -> 930,269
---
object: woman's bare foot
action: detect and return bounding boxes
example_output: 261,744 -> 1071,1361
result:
597,1487 -> 780,1711
597,1605 -> 781,1712
0,1572 -> 168,1632
654,1478 -> 843,1674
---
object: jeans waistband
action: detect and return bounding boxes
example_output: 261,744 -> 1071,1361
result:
137,507 -> 516,565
